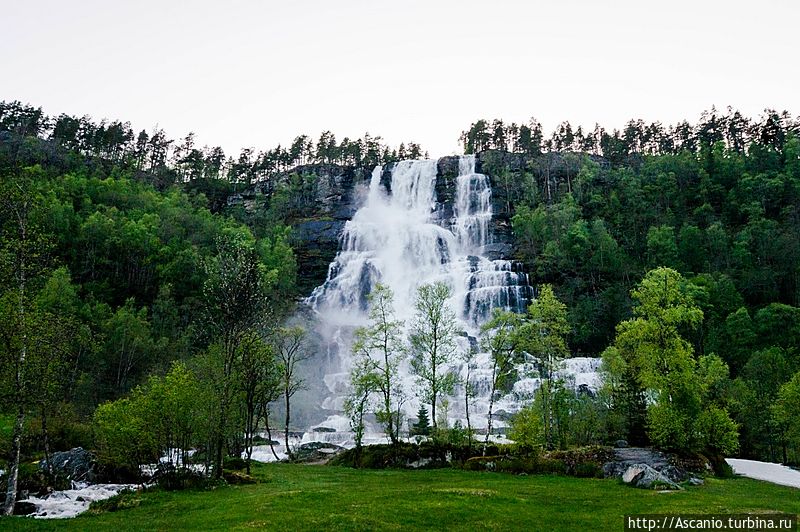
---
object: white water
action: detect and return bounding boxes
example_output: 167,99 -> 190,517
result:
20,482 -> 137,519
304,156 -> 599,437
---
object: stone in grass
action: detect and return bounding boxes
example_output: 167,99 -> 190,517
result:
622,463 -> 682,490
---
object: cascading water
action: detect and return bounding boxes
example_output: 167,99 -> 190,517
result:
302,156 -> 596,442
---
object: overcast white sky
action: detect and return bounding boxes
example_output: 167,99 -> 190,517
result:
2,0 -> 798,156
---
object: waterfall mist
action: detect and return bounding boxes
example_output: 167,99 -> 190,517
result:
292,156 -> 598,443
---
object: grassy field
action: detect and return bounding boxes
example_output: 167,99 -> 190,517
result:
3,463 -> 799,531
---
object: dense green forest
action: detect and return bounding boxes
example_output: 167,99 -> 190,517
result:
1,101 -> 800,512
461,109 -> 800,465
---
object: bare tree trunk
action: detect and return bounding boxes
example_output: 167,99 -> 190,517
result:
3,408 -> 25,515
284,389 -> 293,461
42,408 -> 52,477
264,414 -> 280,461
4,204 -> 28,516
484,367 -> 497,455
464,384 -> 472,451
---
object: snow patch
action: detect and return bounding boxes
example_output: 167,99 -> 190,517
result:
726,458 -> 800,489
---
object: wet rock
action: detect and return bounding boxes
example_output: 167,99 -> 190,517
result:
13,501 -> 37,516
293,442 -> 345,463
40,447 -> 96,482
614,440 -> 629,448
291,220 -> 346,295
689,477 -> 704,486
482,242 -> 513,260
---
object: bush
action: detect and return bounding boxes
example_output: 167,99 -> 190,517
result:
152,464 -> 218,490
463,455 -> 567,475
87,490 -> 141,514
330,442 -> 456,469
549,446 -> 614,477
573,462 -> 603,478
223,457 -> 247,470
708,454 -> 735,478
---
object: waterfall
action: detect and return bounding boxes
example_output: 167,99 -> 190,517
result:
303,156 -> 569,436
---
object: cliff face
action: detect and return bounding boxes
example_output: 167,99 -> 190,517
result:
231,152 -> 602,295
287,165 -> 372,296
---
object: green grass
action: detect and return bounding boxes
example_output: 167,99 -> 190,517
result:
3,464 -> 799,531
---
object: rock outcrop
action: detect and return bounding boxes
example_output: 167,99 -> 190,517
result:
603,447 -> 706,489
230,152 -> 604,293
621,463 -> 682,490
40,447 -> 97,483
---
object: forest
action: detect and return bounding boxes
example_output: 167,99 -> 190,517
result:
1,101 -> 800,514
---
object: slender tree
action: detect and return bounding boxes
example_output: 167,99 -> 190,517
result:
344,356 -> 379,466
409,282 -> 458,430
203,234 -> 269,477
272,326 -> 309,460
480,309 -> 523,450
0,172 -> 48,515
237,331 -> 280,474
351,284 -> 405,443
518,285 -> 570,450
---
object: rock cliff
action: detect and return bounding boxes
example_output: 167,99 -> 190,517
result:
229,152 -> 602,295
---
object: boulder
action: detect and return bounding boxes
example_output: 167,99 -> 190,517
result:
293,442 -> 345,463
603,447 -> 689,484
622,463 -> 682,490
13,500 -> 37,516
40,447 -> 96,482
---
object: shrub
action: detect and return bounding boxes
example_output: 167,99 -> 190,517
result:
87,490 -> 141,514
223,457 -> 247,470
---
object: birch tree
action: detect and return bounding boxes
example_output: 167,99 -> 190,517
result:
410,282 -> 458,431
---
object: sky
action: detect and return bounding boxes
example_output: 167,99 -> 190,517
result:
2,0 -> 798,157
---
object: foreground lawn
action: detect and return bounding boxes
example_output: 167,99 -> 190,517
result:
4,463 -> 799,531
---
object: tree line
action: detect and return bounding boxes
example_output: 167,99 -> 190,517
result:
461,107 -> 798,164
0,100 -> 425,190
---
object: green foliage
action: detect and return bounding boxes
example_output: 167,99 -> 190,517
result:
772,371 -> 800,463
603,268 -> 738,454
410,406 -> 431,437
516,285 -> 570,448
480,309 -> 522,441
350,284 -> 406,443
508,402 -> 543,449
410,282 -> 458,429
93,362 -> 204,473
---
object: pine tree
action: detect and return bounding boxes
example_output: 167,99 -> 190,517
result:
411,406 -> 431,436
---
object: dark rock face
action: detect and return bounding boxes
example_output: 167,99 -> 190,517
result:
291,220 -> 347,296
234,154 -> 548,294
232,164 -> 372,295
40,447 -> 96,483
433,156 -> 460,223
